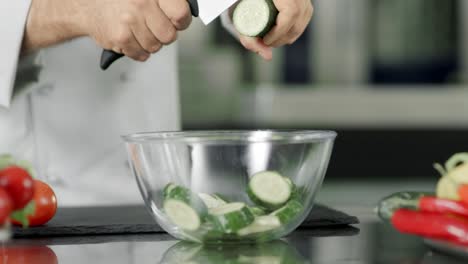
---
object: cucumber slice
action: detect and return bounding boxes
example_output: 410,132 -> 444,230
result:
163,183 -> 183,199
233,0 -> 278,37
249,206 -> 266,216
270,200 -> 303,224
164,199 -> 202,231
198,193 -> 227,209
206,202 -> 255,233
290,186 -> 306,201
237,215 -> 281,236
163,183 -> 207,231
247,171 -> 292,210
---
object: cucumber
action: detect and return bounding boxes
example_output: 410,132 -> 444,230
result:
163,183 -> 180,199
163,183 -> 207,231
233,0 -> 278,37
198,193 -> 227,209
237,215 -> 281,236
206,202 -> 255,233
164,200 -> 203,231
290,186 -> 306,201
249,206 -> 266,216
270,200 -> 303,224
247,171 -> 292,210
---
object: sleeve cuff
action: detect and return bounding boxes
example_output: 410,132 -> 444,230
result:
0,0 -> 33,109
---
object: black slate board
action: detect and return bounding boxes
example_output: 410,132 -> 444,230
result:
12,204 -> 359,238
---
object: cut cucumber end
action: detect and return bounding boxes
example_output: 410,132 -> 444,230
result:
233,0 -> 278,37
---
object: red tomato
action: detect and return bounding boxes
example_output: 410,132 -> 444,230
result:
0,166 -> 34,210
12,180 -> 57,227
0,246 -> 58,264
28,180 -> 57,226
0,188 -> 12,224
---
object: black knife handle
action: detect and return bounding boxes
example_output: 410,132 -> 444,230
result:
100,0 -> 199,70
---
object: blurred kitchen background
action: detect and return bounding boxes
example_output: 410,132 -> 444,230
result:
177,0 -> 468,214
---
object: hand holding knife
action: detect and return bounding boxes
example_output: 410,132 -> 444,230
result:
100,0 -> 239,70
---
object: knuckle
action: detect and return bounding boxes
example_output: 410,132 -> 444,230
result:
114,29 -> 133,45
290,2 -> 301,17
120,13 -> 136,25
287,2 -> 300,17
173,6 -> 190,23
151,43 -> 162,53
159,28 -> 177,44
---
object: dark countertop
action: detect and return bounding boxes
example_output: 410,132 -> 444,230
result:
2,216 -> 467,264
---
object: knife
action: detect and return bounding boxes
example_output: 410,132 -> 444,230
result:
100,0 -> 239,70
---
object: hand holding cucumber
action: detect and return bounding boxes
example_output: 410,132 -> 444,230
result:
233,0 -> 314,60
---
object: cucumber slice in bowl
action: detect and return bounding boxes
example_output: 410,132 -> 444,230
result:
249,206 -> 266,217
247,171 -> 292,210
233,0 -> 278,37
271,200 -> 303,224
198,193 -> 227,209
164,200 -> 203,231
207,202 -> 255,233
163,183 -> 207,231
237,215 -> 281,236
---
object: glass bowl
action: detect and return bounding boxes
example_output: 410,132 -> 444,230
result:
123,130 -> 336,243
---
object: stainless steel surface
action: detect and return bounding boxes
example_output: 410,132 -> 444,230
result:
123,130 -> 336,242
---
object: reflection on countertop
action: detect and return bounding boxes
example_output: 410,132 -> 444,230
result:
1,219 -> 467,264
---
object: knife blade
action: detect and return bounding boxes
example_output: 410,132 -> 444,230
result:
197,0 -> 239,25
100,0 -> 238,70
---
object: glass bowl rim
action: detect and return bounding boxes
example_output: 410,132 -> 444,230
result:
122,129 -> 337,144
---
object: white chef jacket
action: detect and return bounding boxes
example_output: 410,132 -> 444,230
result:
0,0 -> 237,206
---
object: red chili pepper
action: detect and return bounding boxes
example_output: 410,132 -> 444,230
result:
378,192 -> 468,221
419,196 -> 468,218
459,184 -> 468,205
391,209 -> 468,243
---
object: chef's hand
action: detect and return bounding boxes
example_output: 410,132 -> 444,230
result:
86,0 -> 192,61
238,0 -> 314,61
22,0 -> 192,61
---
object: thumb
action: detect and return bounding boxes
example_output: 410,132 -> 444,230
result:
239,36 -> 273,61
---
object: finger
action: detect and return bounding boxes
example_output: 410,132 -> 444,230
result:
159,0 -> 192,30
113,26 -> 150,61
122,32 -> 151,61
270,23 -> 305,47
240,36 -> 273,61
263,0 -> 300,45
270,2 -> 313,47
145,1 -> 178,44
131,19 -> 162,53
